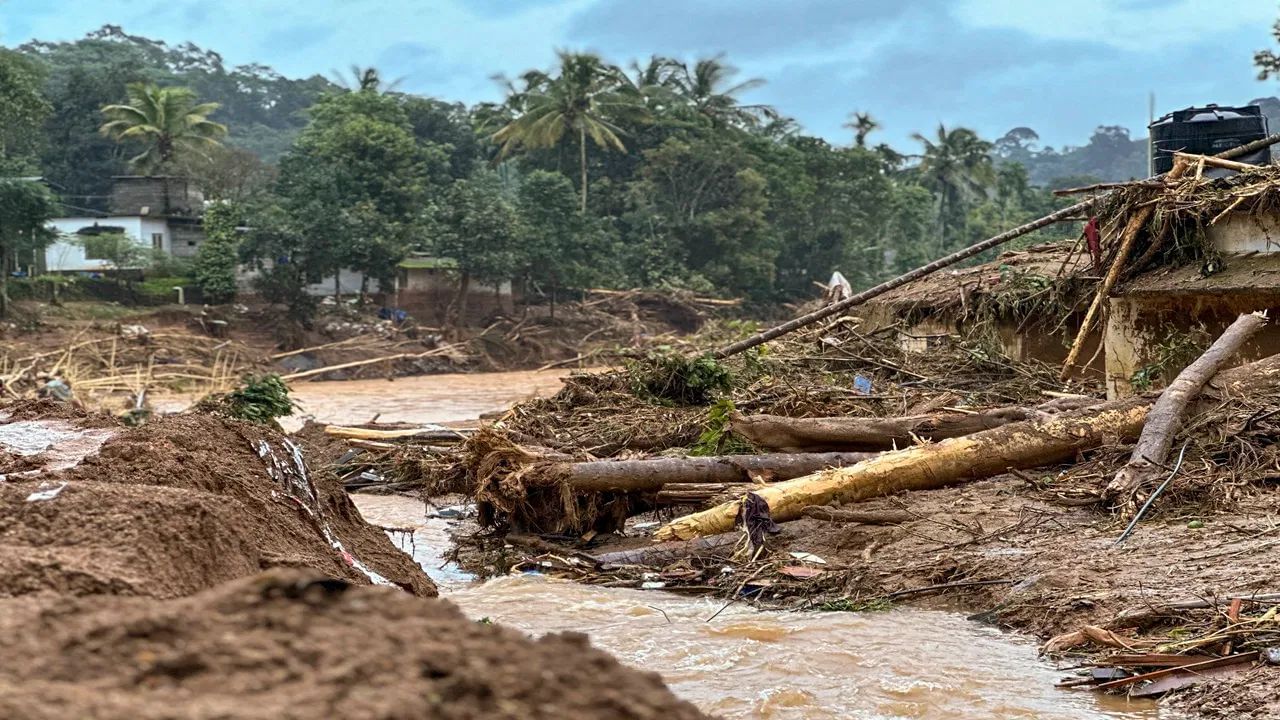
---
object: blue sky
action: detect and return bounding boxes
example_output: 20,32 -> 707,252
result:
2,0 -> 1278,150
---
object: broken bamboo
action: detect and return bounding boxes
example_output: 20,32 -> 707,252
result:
1105,312 -> 1268,514
711,133 -> 1280,361
653,353 -> 1280,541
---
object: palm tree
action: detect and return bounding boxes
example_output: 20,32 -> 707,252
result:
100,83 -> 227,174
492,51 -> 645,213
844,111 -> 879,147
332,65 -> 403,93
670,55 -> 777,129
911,124 -> 995,251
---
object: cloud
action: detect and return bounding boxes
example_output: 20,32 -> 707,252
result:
256,22 -> 337,58
566,0 -> 944,58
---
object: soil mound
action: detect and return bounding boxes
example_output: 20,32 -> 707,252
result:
0,408 -> 434,598
0,569 -> 709,720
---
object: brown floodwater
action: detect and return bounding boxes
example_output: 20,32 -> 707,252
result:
154,368 -> 583,430
336,370 -> 1172,720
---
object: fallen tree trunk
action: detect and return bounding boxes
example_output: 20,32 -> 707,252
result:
548,451 -> 876,493
1105,312 -> 1268,514
731,398 -> 1099,452
653,353 -> 1280,541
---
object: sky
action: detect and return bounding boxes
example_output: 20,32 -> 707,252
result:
2,0 -> 1278,151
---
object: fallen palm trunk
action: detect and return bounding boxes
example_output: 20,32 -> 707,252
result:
731,398 -> 1098,452
654,354 -> 1280,541
1105,312 -> 1268,515
547,451 -> 876,493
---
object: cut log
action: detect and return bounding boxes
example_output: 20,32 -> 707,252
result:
547,451 -> 876,493
653,353 -> 1280,541
655,483 -> 741,504
1105,312 -> 1268,514
730,399 -> 1099,452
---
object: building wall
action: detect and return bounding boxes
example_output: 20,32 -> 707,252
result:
1206,213 -> 1280,254
45,216 -> 171,272
109,176 -> 204,217
168,221 -> 206,258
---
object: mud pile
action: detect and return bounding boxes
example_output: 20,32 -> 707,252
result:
1,402 -> 711,719
0,403 -> 433,598
0,569 -> 708,720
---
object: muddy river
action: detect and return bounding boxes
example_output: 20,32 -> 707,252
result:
330,369 -> 1173,720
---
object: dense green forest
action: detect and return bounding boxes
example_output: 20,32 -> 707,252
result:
2,24 -> 1276,315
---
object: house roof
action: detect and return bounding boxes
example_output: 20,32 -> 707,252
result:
398,256 -> 458,270
869,241 -> 1092,313
1122,252 -> 1280,297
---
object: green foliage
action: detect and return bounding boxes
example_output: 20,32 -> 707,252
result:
76,231 -> 152,271
628,349 -> 732,405
0,179 -> 59,316
1130,326 -> 1211,392
0,49 -> 50,174
11,27 -> 1150,316
275,89 -> 442,294
431,172 -> 521,288
194,202 -> 241,304
690,398 -> 753,456
218,374 -> 295,423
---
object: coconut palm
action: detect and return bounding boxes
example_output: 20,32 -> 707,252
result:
99,83 -> 227,174
670,55 -> 777,129
493,51 -> 645,213
845,111 -> 879,147
911,124 -> 995,251
332,65 -> 403,93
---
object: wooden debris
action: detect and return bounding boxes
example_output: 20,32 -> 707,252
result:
1106,311 -> 1268,514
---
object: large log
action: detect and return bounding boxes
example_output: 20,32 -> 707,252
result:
653,354 -> 1280,541
1105,312 -> 1268,513
548,451 -> 876,493
730,398 -> 1098,452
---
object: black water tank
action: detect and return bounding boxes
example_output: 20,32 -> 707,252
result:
1149,104 -> 1270,174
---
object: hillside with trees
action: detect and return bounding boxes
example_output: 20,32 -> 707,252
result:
9,24 -> 1276,319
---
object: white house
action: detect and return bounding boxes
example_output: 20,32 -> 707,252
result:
43,176 -> 207,273
46,216 -> 174,272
